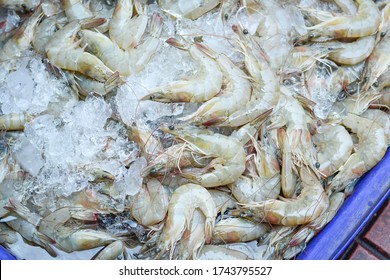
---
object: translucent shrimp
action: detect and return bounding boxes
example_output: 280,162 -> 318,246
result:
32,16 -> 60,56
233,167 -> 329,227
173,209 -> 206,260
45,19 -> 117,83
321,35 -> 376,65
361,35 -> 390,92
0,0 -> 40,12
109,0 -> 148,51
302,0 -> 380,41
0,6 -> 43,61
60,0 -> 93,21
141,39 -> 223,103
212,218 -> 270,244
5,200 -> 117,253
229,136 -> 281,203
153,183 -> 217,259
328,113 -> 387,194
197,245 -> 251,260
79,13 -> 163,75
180,44 -> 252,126
312,124 -> 354,178
130,178 -> 169,227
72,71 -> 124,97
6,218 -> 57,257
217,25 -> 280,127
0,113 -> 32,131
157,0 -> 220,20
160,125 -> 246,188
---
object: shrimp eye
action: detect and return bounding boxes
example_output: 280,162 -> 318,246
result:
149,95 -> 155,100
168,125 -> 175,130
243,29 -> 249,35
21,4 -> 27,10
363,76 -> 368,83
224,14 -> 229,20
308,33 -> 314,39
328,47 -> 334,51
373,81 -> 379,87
315,162 -> 321,169
150,167 -> 156,174
381,32 -> 386,38
337,90 -> 346,101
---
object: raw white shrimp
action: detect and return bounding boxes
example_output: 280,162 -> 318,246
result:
229,136 -> 281,203
322,35 -> 376,65
5,200 -> 117,253
130,178 -> 169,227
0,223 -> 18,247
127,125 -> 163,158
361,34 -> 390,92
328,113 -> 387,193
208,189 -> 237,215
360,109 -> 390,145
60,0 -> 93,21
180,44 -> 252,126
79,13 -> 163,75
72,71 -> 124,97
6,218 -> 57,257
234,167 -> 329,226
160,125 -> 246,188
212,217 -> 270,244
154,183 -> 217,259
173,209 -> 206,260
0,6 -> 43,61
109,0 -> 148,51
197,245 -> 251,260
141,39 -> 223,103
32,16 -> 60,56
312,124 -> 354,178
45,19 -> 117,82
303,0 -> 381,41
217,25 -> 280,127
0,113 -> 32,131
157,0 -> 221,20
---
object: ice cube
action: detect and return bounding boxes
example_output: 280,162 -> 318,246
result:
13,135 -> 44,177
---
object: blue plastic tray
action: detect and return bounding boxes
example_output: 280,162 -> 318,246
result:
1,148 -> 389,260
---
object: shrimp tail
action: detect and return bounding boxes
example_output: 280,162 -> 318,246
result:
80,18 -> 107,29
150,13 -> 163,38
165,37 -> 188,51
195,42 -> 217,59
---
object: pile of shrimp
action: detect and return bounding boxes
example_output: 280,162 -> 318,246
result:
0,0 -> 389,260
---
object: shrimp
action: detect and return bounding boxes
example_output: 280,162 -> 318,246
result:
288,192 -> 345,248
5,200 -> 117,253
79,13 -> 163,75
130,178 -> 169,227
173,209 -> 206,260
229,136 -> 281,203
0,142 -> 9,185
0,0 -> 40,12
157,0 -> 220,20
233,167 -> 329,226
91,240 -> 130,260
60,0 -> 93,21
45,19 -> 117,83
0,113 -> 32,131
321,35 -> 376,65
327,113 -> 387,194
216,25 -> 279,127
212,218 -> 270,244
160,125 -> 246,188
89,0 -> 115,33
302,0 -> 380,41
32,16 -> 60,56
153,183 -> 217,259
220,0 -> 238,22
72,71 -> 124,97
6,218 -> 57,257
197,244 -> 251,260
360,109 -> 390,145
0,223 -> 18,247
109,0 -> 148,51
269,89 -> 319,178
141,39 -> 223,103
127,125 -> 163,158
312,124 -> 354,178
361,34 -> 390,92
180,44 -> 252,126
0,6 -> 43,61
